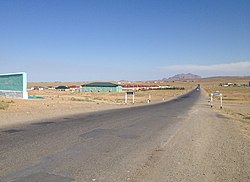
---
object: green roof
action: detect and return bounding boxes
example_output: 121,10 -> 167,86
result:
82,82 -> 120,87
56,86 -> 68,89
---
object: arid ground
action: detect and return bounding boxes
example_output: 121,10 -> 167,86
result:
0,77 -> 249,132
0,82 -> 193,128
1,77 -> 250,181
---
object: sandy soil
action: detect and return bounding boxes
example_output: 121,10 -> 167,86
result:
1,76 -> 249,130
0,88 -> 190,128
199,77 -> 250,138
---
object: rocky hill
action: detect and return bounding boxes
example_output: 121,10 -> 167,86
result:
163,73 -> 201,81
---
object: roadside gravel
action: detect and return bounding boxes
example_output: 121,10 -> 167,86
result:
131,90 -> 250,181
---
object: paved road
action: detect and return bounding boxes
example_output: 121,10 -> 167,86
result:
0,88 -> 249,182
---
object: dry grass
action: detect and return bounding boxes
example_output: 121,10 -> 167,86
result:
0,100 -> 14,110
2,77 -> 249,128
0,101 -> 9,110
28,88 -> 190,105
200,77 -> 250,121
28,78 -> 249,121
0,83 -> 195,128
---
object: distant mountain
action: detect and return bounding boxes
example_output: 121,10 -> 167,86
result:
163,73 -> 201,81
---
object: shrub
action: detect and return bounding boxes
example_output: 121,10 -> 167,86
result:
0,101 -> 9,110
6,100 -> 14,104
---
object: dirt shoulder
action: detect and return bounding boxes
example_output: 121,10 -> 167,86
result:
130,90 -> 250,181
201,86 -> 250,139
200,77 -> 250,122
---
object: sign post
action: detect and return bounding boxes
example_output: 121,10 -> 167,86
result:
220,93 -> 223,109
210,92 -> 223,109
125,91 -> 135,104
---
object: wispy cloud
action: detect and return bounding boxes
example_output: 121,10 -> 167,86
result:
160,61 -> 250,77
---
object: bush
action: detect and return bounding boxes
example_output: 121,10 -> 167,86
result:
0,101 -> 9,110
70,97 -> 91,102
6,100 -> 14,104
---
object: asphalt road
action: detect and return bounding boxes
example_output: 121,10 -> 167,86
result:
1,88 -> 249,182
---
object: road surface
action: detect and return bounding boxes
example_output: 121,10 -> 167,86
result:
0,89 -> 249,181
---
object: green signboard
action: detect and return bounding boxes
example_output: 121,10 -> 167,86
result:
0,72 -> 28,99
0,74 -> 24,91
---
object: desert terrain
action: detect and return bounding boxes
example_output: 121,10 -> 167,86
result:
1,82 -> 250,181
1,77 -> 250,181
199,77 -> 250,139
0,77 -> 249,131
201,77 -> 250,119
0,82 -> 194,128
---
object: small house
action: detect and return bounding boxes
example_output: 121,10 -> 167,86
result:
55,86 -> 69,91
69,85 -> 80,92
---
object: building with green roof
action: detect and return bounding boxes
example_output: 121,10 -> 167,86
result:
80,82 -> 122,92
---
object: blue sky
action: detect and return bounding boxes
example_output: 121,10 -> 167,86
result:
0,0 -> 250,81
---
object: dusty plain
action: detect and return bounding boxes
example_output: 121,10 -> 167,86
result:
200,77 -> 250,140
1,82 -> 250,181
0,77 -> 249,132
1,77 -> 250,181
0,81 -> 194,128
201,77 -> 250,119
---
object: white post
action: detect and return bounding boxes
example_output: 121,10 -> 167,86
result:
220,94 -> 223,109
210,93 -> 213,108
132,92 -> 135,104
148,94 -> 151,103
125,92 -> 127,104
